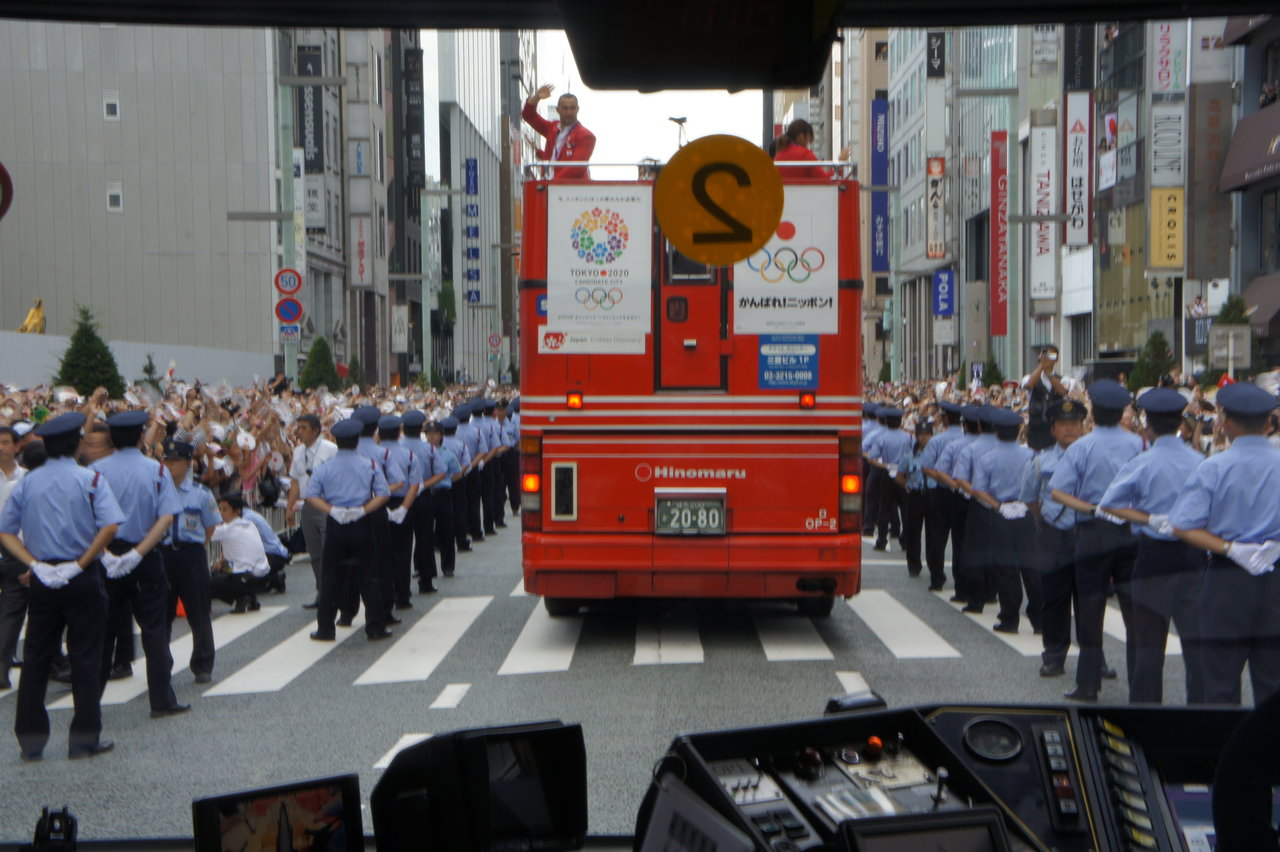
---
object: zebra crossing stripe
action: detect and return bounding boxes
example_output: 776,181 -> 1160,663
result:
633,604 -> 703,666
374,733 -> 432,769
203,613 -> 366,696
848,590 -> 961,659
354,596 -> 492,686
497,603 -> 583,675
752,612 -> 835,662
510,579 -> 529,597
430,683 -> 471,709
47,606 -> 287,710
836,671 -> 870,694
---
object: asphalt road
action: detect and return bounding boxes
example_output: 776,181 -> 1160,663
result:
0,528 -> 1181,843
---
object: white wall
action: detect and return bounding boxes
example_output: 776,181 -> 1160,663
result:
0,331 -> 274,389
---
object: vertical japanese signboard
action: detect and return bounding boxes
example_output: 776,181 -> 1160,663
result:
926,158 -> 946,259
1064,91 -> 1091,246
870,99 -> 890,273
1029,126 -> 1058,299
296,45 -> 327,231
1149,21 -> 1189,96
1189,84 -> 1232,280
990,131 -> 1009,337
351,217 -> 372,287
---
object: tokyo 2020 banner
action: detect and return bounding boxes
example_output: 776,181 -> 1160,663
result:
733,185 -> 838,335
547,185 -> 652,337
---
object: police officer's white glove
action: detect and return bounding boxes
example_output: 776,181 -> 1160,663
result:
1146,513 -> 1174,536
1224,542 -> 1274,575
998,501 -> 1029,520
1093,506 -> 1125,524
387,506 -> 408,524
100,552 -> 126,578
340,506 -> 367,524
115,548 -> 143,575
887,465 -> 899,478
30,561 -> 68,589
53,561 -> 84,584
329,506 -> 353,524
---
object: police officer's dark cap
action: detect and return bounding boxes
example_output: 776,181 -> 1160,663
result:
1137,388 -> 1188,415
1087,379 -> 1131,411
352,405 -> 381,425
401,410 -> 427,428
991,408 -> 1023,429
440,416 -> 460,430
378,415 -> 402,431
960,404 -> 981,423
976,404 -> 999,425
939,401 -> 963,416
510,398 -> 521,413
106,409 -> 149,429
879,407 -> 903,422
484,399 -> 498,412
35,411 -> 86,438
496,399 -> 508,409
1217,382 -> 1279,417
1047,399 -> 1086,422
864,402 -> 879,418
331,419 -> 363,440
162,439 -> 194,460
453,403 -> 472,420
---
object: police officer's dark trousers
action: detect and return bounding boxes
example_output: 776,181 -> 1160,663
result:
958,500 -> 991,608
503,447 -> 521,513
317,515 -> 386,639
1197,554 -> 1280,705
862,466 -> 882,536
17,562 -> 107,756
102,542 -> 177,712
991,515 -> 1037,629
465,468 -> 484,540
924,489 -> 950,588
0,553 -> 29,673
875,477 -> 903,547
452,478 -> 470,550
1072,520 -> 1136,695
349,506 -> 393,622
1036,522 -> 1077,667
432,488 -> 456,576
902,488 -> 928,576
409,496 -> 436,591
162,541 -> 215,678
387,497 -> 413,607
1128,536 -> 1205,704
948,490 -> 969,595
482,459 -> 502,532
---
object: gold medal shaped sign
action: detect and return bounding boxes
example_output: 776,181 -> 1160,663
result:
654,134 -> 784,266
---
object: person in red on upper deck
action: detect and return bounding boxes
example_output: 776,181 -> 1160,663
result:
772,119 -> 851,180
522,83 -> 596,180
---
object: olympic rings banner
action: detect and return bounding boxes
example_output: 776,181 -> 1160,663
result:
547,185 -> 653,340
732,185 -> 837,335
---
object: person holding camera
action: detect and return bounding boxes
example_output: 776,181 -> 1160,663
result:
1021,344 -> 1067,451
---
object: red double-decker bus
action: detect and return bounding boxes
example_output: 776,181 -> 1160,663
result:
517,173 -> 863,617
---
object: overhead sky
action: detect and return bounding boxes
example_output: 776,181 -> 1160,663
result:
532,30 -> 766,178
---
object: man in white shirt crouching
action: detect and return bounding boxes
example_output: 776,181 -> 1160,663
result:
210,493 -> 270,613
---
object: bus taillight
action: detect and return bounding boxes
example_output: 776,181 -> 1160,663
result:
838,436 -> 862,531
566,392 -> 584,409
521,436 -> 542,530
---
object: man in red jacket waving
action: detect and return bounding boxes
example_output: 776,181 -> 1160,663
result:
522,84 -> 596,180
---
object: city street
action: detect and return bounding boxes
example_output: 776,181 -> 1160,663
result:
0,528 -> 1178,843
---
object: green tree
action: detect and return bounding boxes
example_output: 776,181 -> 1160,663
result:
298,335 -> 341,391
1128,329 -> 1175,391
878,361 -> 892,383
53,305 -> 125,398
139,352 -> 162,392
983,354 -> 1005,387
956,359 -> 967,391
346,355 -> 364,389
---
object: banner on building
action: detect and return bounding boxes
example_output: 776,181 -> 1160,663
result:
1149,20 -> 1188,96
870,98 -> 890,273
734,186 -> 839,335
990,131 -> 1009,337
1031,24 -> 1059,76
926,32 -> 945,78
1029,126 -> 1058,299
1189,84 -> 1233,279
1063,23 -> 1096,91
1150,187 -> 1185,269
1064,92 -> 1092,246
1190,18 -> 1233,83
291,149 -> 307,267
926,157 -> 946,259
547,185 -> 653,335
351,217 -> 373,287
404,48 -> 426,189
391,304 -> 409,353
933,268 -> 955,317
296,46 -> 324,175
1149,101 -> 1187,188
465,158 -> 479,195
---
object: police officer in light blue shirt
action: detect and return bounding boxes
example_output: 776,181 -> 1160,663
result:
402,410 -> 445,593
0,412 -> 125,760
442,414 -> 474,553
498,399 -> 521,516
159,439 -> 220,684
1021,398 -> 1090,678
479,400 -> 506,531
429,421 -> 461,576
1170,381 -> 1280,705
971,408 -> 1036,632
1048,380 -> 1143,702
928,404 -> 981,598
860,403 -> 882,536
952,406 -> 1000,611
455,403 -> 488,541
899,419 -> 933,579
919,402 -> 964,589
91,410 -> 188,718
1097,388 -> 1205,704
378,415 -> 417,613
872,408 -> 911,551
304,419 -> 391,642
352,406 -> 396,626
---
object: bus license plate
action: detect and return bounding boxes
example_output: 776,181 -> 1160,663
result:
656,498 -> 726,535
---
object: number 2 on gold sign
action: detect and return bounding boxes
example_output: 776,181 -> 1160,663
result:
691,162 -> 752,244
